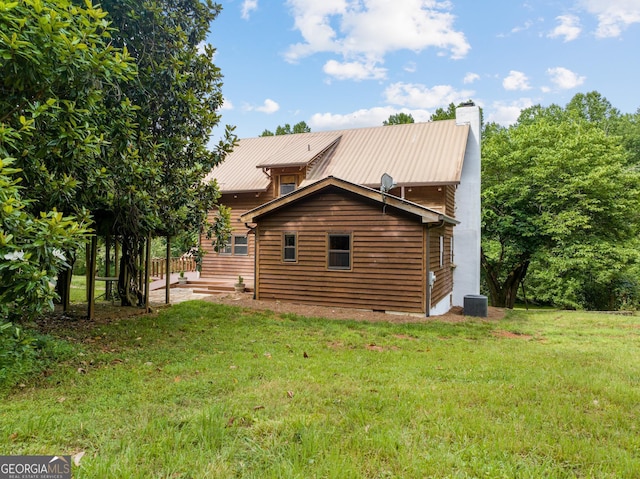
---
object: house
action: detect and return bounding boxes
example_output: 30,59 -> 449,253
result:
200,104 -> 481,316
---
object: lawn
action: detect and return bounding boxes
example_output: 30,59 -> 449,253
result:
69,274 -> 106,303
1,302 -> 639,478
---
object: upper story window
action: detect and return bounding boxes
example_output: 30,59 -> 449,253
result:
279,175 -> 297,196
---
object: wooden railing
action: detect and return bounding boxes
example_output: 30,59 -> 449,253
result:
150,257 -> 197,279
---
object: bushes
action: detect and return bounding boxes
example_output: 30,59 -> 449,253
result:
0,158 -> 90,322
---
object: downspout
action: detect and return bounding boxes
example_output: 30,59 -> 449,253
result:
245,222 -> 257,300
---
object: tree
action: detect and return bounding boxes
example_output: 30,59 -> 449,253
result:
0,159 -> 90,322
383,113 -> 414,125
260,121 -> 311,136
482,112 -> 640,309
94,0 -> 236,305
0,0 -> 135,315
430,101 -> 484,124
430,103 -> 457,121
1,0 -> 137,215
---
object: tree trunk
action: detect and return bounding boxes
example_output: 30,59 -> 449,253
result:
118,237 -> 142,307
481,251 -> 530,308
56,263 -> 73,311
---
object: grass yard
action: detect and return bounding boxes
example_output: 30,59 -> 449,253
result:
1,302 -> 639,478
69,275 -> 106,303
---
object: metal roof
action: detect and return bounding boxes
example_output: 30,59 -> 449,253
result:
205,120 -> 469,193
256,131 -> 342,168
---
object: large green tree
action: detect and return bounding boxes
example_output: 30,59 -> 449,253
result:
482,102 -> 640,309
92,0 -> 236,305
0,0 -> 134,318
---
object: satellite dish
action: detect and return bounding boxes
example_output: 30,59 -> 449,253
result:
380,173 -> 396,193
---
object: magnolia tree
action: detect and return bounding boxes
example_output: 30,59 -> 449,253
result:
97,0 -> 235,305
0,159 -> 89,321
0,0 -> 135,318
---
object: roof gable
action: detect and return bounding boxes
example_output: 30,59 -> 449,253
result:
256,131 -> 342,169
240,176 -> 458,225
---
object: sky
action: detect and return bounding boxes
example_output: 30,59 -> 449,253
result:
206,0 -> 640,140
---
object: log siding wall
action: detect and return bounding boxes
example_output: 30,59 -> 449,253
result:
255,189 -> 427,313
201,181 -> 457,313
200,191 -> 269,279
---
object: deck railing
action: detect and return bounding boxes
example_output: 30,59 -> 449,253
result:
150,257 -> 197,279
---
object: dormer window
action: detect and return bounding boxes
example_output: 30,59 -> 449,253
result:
280,182 -> 296,195
279,175 -> 297,196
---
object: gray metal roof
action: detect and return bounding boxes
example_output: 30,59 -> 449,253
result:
205,120 -> 469,193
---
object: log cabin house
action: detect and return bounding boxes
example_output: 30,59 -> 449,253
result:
200,104 -> 481,316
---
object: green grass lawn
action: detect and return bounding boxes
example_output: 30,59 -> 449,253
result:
1,303 -> 639,478
69,275 -> 106,303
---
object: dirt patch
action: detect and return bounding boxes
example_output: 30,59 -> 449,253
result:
45,290 -> 506,326
202,293 -> 506,324
365,343 -> 385,352
492,330 -> 534,340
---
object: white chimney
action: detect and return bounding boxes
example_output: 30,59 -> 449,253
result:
452,103 -> 481,306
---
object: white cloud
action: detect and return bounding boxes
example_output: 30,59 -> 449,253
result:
309,106 -> 431,131
284,0 -> 469,80
241,0 -> 258,20
404,62 -> 417,73
580,0 -> 640,37
245,99 -> 280,114
221,98 -> 234,111
323,59 -> 387,81
384,82 -> 475,109
463,72 -> 480,84
511,20 -> 534,34
486,99 -> 534,126
548,14 -> 582,41
547,67 -> 586,89
497,19 -> 538,37
502,71 -> 532,91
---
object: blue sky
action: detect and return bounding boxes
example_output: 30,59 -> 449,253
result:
207,0 -> 640,140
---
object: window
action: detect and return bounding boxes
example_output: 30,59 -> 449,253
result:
279,175 -> 297,196
283,233 -> 297,262
234,235 -> 248,255
280,183 -> 296,195
439,235 -> 444,268
220,235 -> 248,256
328,234 -> 351,270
